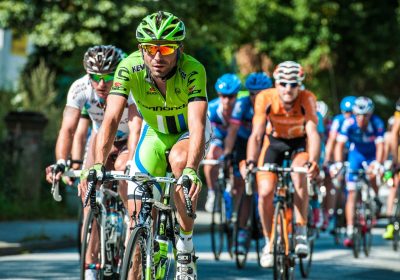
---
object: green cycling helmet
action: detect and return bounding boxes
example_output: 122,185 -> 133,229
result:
136,11 -> 185,42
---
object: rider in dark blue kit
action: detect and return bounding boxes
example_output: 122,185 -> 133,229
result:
334,96 -> 385,247
204,73 -> 242,212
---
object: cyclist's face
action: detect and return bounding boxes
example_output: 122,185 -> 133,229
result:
90,78 -> 112,100
140,41 -> 181,79
218,93 -> 236,111
276,81 -> 299,104
356,113 -> 371,128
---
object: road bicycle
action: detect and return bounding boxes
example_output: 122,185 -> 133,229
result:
72,169 -> 128,279
96,164 -> 195,280
201,159 -> 235,260
252,156 -> 311,280
235,170 -> 263,269
329,162 -> 348,245
348,162 -> 378,258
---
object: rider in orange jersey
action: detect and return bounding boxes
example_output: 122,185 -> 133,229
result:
246,61 -> 320,268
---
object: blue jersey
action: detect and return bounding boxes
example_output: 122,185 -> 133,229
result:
330,114 -> 347,135
208,98 -> 230,140
230,96 -> 253,139
337,114 -> 385,155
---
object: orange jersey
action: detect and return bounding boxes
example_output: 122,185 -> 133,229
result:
253,88 -> 318,139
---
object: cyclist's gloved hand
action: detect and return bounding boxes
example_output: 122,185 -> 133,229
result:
329,161 -> 343,177
79,163 -> 105,198
124,160 -> 133,175
177,167 -> 202,200
369,160 -> 384,175
45,159 -> 66,184
306,160 -> 319,179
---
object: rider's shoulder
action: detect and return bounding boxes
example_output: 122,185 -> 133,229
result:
178,53 -> 206,74
68,75 -> 91,94
118,51 -> 145,72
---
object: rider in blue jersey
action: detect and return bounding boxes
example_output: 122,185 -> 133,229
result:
324,96 -> 356,165
334,96 -> 385,247
204,74 -> 242,212
225,72 -> 272,254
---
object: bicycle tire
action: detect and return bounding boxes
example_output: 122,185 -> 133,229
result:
253,195 -> 263,267
299,226 -> 315,278
352,191 -> 362,259
211,188 -> 225,260
77,203 -> 83,258
120,226 -> 148,280
235,194 -> 252,269
273,201 -> 288,280
363,202 -> 373,257
80,208 -> 103,280
393,189 -> 400,251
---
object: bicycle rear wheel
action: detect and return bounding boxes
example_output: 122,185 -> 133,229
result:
211,188 -> 225,260
299,227 -> 315,278
273,202 -> 288,280
120,226 -> 148,280
235,194 -> 252,269
80,208 -> 102,279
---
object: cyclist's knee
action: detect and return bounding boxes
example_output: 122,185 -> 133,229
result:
169,149 -> 187,173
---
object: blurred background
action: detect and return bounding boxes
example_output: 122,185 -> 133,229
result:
0,0 -> 399,221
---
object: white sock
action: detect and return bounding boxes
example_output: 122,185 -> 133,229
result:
347,225 -> 354,236
208,189 -> 215,196
264,237 -> 270,248
176,228 -> 193,253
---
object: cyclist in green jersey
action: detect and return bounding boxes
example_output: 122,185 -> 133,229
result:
84,11 -> 210,280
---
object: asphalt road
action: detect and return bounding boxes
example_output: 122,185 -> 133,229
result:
0,228 -> 399,279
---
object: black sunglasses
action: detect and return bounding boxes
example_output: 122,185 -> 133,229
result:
219,94 -> 236,99
279,82 -> 299,88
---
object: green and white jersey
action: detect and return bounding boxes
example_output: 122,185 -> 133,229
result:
110,51 -> 207,134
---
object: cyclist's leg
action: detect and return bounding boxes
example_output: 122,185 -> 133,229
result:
111,141 -> 129,208
344,149 -> 364,245
292,149 -> 310,256
233,136 -> 248,222
257,136 -> 280,267
203,139 -> 223,212
80,134 -> 100,276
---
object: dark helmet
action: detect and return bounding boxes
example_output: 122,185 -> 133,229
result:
83,45 -> 125,74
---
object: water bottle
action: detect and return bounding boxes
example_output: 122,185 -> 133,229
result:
223,190 -> 233,220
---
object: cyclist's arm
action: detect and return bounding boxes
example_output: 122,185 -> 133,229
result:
376,141 -> 384,164
247,93 -> 267,164
324,131 -> 336,164
55,106 -> 81,161
186,100 -> 207,170
223,123 -> 240,155
70,117 -> 90,169
305,120 -> 321,164
94,94 -> 127,164
391,115 -> 400,167
126,103 -> 142,161
334,140 -> 345,162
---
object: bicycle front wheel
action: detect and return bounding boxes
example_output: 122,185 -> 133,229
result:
235,193 -> 252,269
352,192 -> 362,258
363,202 -> 373,257
273,201 -> 288,280
299,226 -> 315,278
211,189 -> 225,260
393,191 -> 400,251
80,208 -> 102,280
120,226 -> 148,280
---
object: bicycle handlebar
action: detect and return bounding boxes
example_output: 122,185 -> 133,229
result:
84,171 -> 196,219
253,163 -> 308,174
